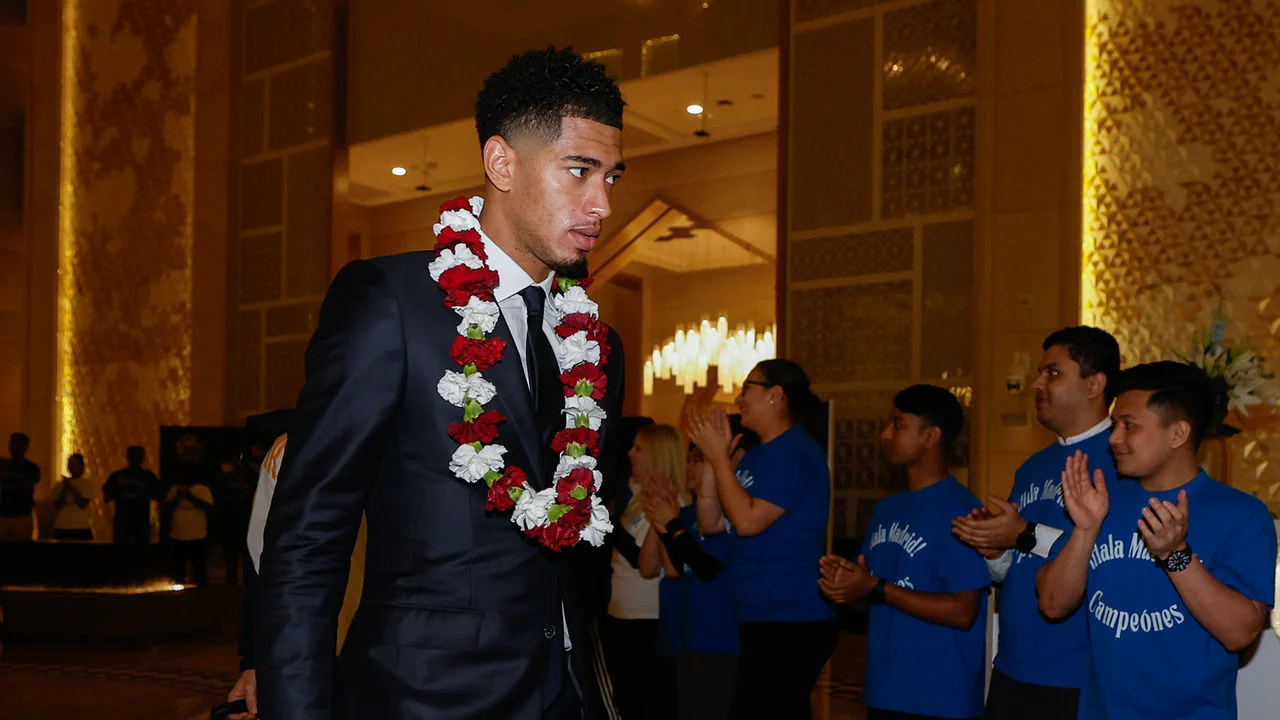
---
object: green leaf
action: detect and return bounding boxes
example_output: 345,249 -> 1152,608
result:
483,470 -> 501,487
547,504 -> 569,523
571,486 -> 588,501
467,324 -> 485,340
463,363 -> 478,378
469,441 -> 483,451
575,415 -> 591,429
463,399 -> 484,421
508,486 -> 524,502
566,442 -> 587,459
575,380 -> 593,397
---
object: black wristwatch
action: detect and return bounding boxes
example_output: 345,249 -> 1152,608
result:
869,577 -> 887,604
1156,545 -> 1194,573
1015,521 -> 1038,554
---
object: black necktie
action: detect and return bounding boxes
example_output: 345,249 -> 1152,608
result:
517,285 -> 563,446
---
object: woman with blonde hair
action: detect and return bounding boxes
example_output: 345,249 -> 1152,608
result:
602,423 -> 685,719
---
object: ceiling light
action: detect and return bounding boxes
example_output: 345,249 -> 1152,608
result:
391,166 -> 407,176
686,103 -> 704,115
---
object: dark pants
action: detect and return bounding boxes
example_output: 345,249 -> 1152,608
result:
599,616 -> 663,720
542,650 -> 582,720
678,652 -> 736,720
730,618 -> 839,720
869,709 -> 979,720
53,528 -> 93,541
172,539 -> 208,585
983,668 -> 1079,720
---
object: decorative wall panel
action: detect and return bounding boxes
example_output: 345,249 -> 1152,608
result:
788,0 -> 977,536
790,228 -> 913,281
1084,0 -> 1280,510
59,0 -> 196,472
790,281 -> 914,385
231,0 -> 337,416
882,0 -> 977,110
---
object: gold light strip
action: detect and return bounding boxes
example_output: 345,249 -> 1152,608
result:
57,0 -> 82,470
1080,0 -> 1103,325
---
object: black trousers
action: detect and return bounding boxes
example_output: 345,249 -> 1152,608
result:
599,616 -> 665,720
869,709 -> 979,720
730,618 -> 839,720
983,668 -> 1079,720
172,539 -> 208,585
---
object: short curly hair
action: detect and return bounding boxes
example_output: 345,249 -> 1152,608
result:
475,47 -> 625,149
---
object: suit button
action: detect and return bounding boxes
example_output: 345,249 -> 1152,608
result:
544,624 -> 556,639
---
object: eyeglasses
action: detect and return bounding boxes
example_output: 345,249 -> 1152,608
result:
741,380 -> 774,390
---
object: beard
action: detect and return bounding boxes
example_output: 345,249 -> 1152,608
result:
551,258 -> 589,279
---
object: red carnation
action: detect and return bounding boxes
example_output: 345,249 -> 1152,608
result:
561,363 -> 607,400
448,410 -> 505,445
556,314 -> 612,360
553,275 -> 595,292
527,501 -> 590,550
451,336 -> 507,371
440,197 -> 472,213
434,227 -> 487,261
439,265 -> 500,307
557,467 -> 597,505
486,466 -> 526,513
552,427 -> 600,456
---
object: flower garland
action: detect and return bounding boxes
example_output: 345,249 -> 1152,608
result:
429,196 -> 614,550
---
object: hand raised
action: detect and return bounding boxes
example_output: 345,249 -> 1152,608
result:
951,496 -> 1025,551
688,408 -> 733,459
1139,490 -> 1189,562
1060,450 -> 1108,532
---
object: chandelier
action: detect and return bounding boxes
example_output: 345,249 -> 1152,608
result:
643,317 -> 777,396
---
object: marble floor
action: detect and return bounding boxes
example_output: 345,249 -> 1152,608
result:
0,606 -> 870,719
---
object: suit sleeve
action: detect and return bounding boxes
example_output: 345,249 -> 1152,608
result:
255,261 -> 406,719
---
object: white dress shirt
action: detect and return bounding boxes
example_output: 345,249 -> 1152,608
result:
987,417 -> 1113,581
478,225 -> 573,651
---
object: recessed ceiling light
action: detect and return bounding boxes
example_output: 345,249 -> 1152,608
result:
686,104 -> 704,115
391,166 -> 407,176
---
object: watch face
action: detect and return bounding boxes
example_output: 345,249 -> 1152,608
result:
1163,548 -> 1193,572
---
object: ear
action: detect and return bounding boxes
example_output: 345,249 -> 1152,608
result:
1168,418 -> 1192,451
482,135 -> 517,193
923,424 -> 943,451
1086,372 -> 1108,403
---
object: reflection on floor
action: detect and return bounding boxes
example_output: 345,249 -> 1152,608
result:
0,614 -> 871,719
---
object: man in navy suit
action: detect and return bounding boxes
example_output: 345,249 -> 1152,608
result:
256,47 -> 628,720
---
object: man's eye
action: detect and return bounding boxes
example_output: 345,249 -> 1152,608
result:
570,168 -> 587,178
606,175 -> 619,185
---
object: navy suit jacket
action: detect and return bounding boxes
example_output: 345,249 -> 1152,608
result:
255,252 -> 625,719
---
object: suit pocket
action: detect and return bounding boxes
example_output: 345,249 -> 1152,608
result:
354,601 -> 483,652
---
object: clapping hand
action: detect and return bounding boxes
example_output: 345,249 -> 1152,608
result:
818,554 -> 877,605
1139,491 -> 1189,562
951,496 -> 1025,558
1061,450 -> 1109,532
687,408 -> 740,463
640,475 -> 681,529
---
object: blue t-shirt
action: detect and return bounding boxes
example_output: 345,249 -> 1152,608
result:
678,504 -> 738,655
658,573 -> 684,659
728,425 -> 834,623
860,477 -> 991,719
1078,471 -> 1277,719
995,428 -> 1116,689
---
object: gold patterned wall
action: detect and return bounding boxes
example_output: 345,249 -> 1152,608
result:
230,0 -> 336,418
59,0 -> 196,474
1084,0 -> 1280,510
787,0 -> 977,536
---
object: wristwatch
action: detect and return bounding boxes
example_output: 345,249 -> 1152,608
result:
1156,545 -> 1194,573
869,577 -> 887,604
1015,521 -> 1038,554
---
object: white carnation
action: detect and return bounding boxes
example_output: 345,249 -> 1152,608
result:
468,196 -> 484,217
555,331 -> 602,371
432,208 -> 481,236
512,484 -> 556,531
550,285 -> 598,319
562,395 -> 607,431
428,244 -> 484,282
453,296 -> 500,335
437,370 -> 497,407
554,453 -> 597,480
449,443 -> 507,483
578,495 -> 614,547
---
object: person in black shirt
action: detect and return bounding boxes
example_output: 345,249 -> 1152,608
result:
102,446 -> 159,544
0,433 -> 40,542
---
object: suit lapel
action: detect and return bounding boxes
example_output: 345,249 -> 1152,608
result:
487,314 -> 553,490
